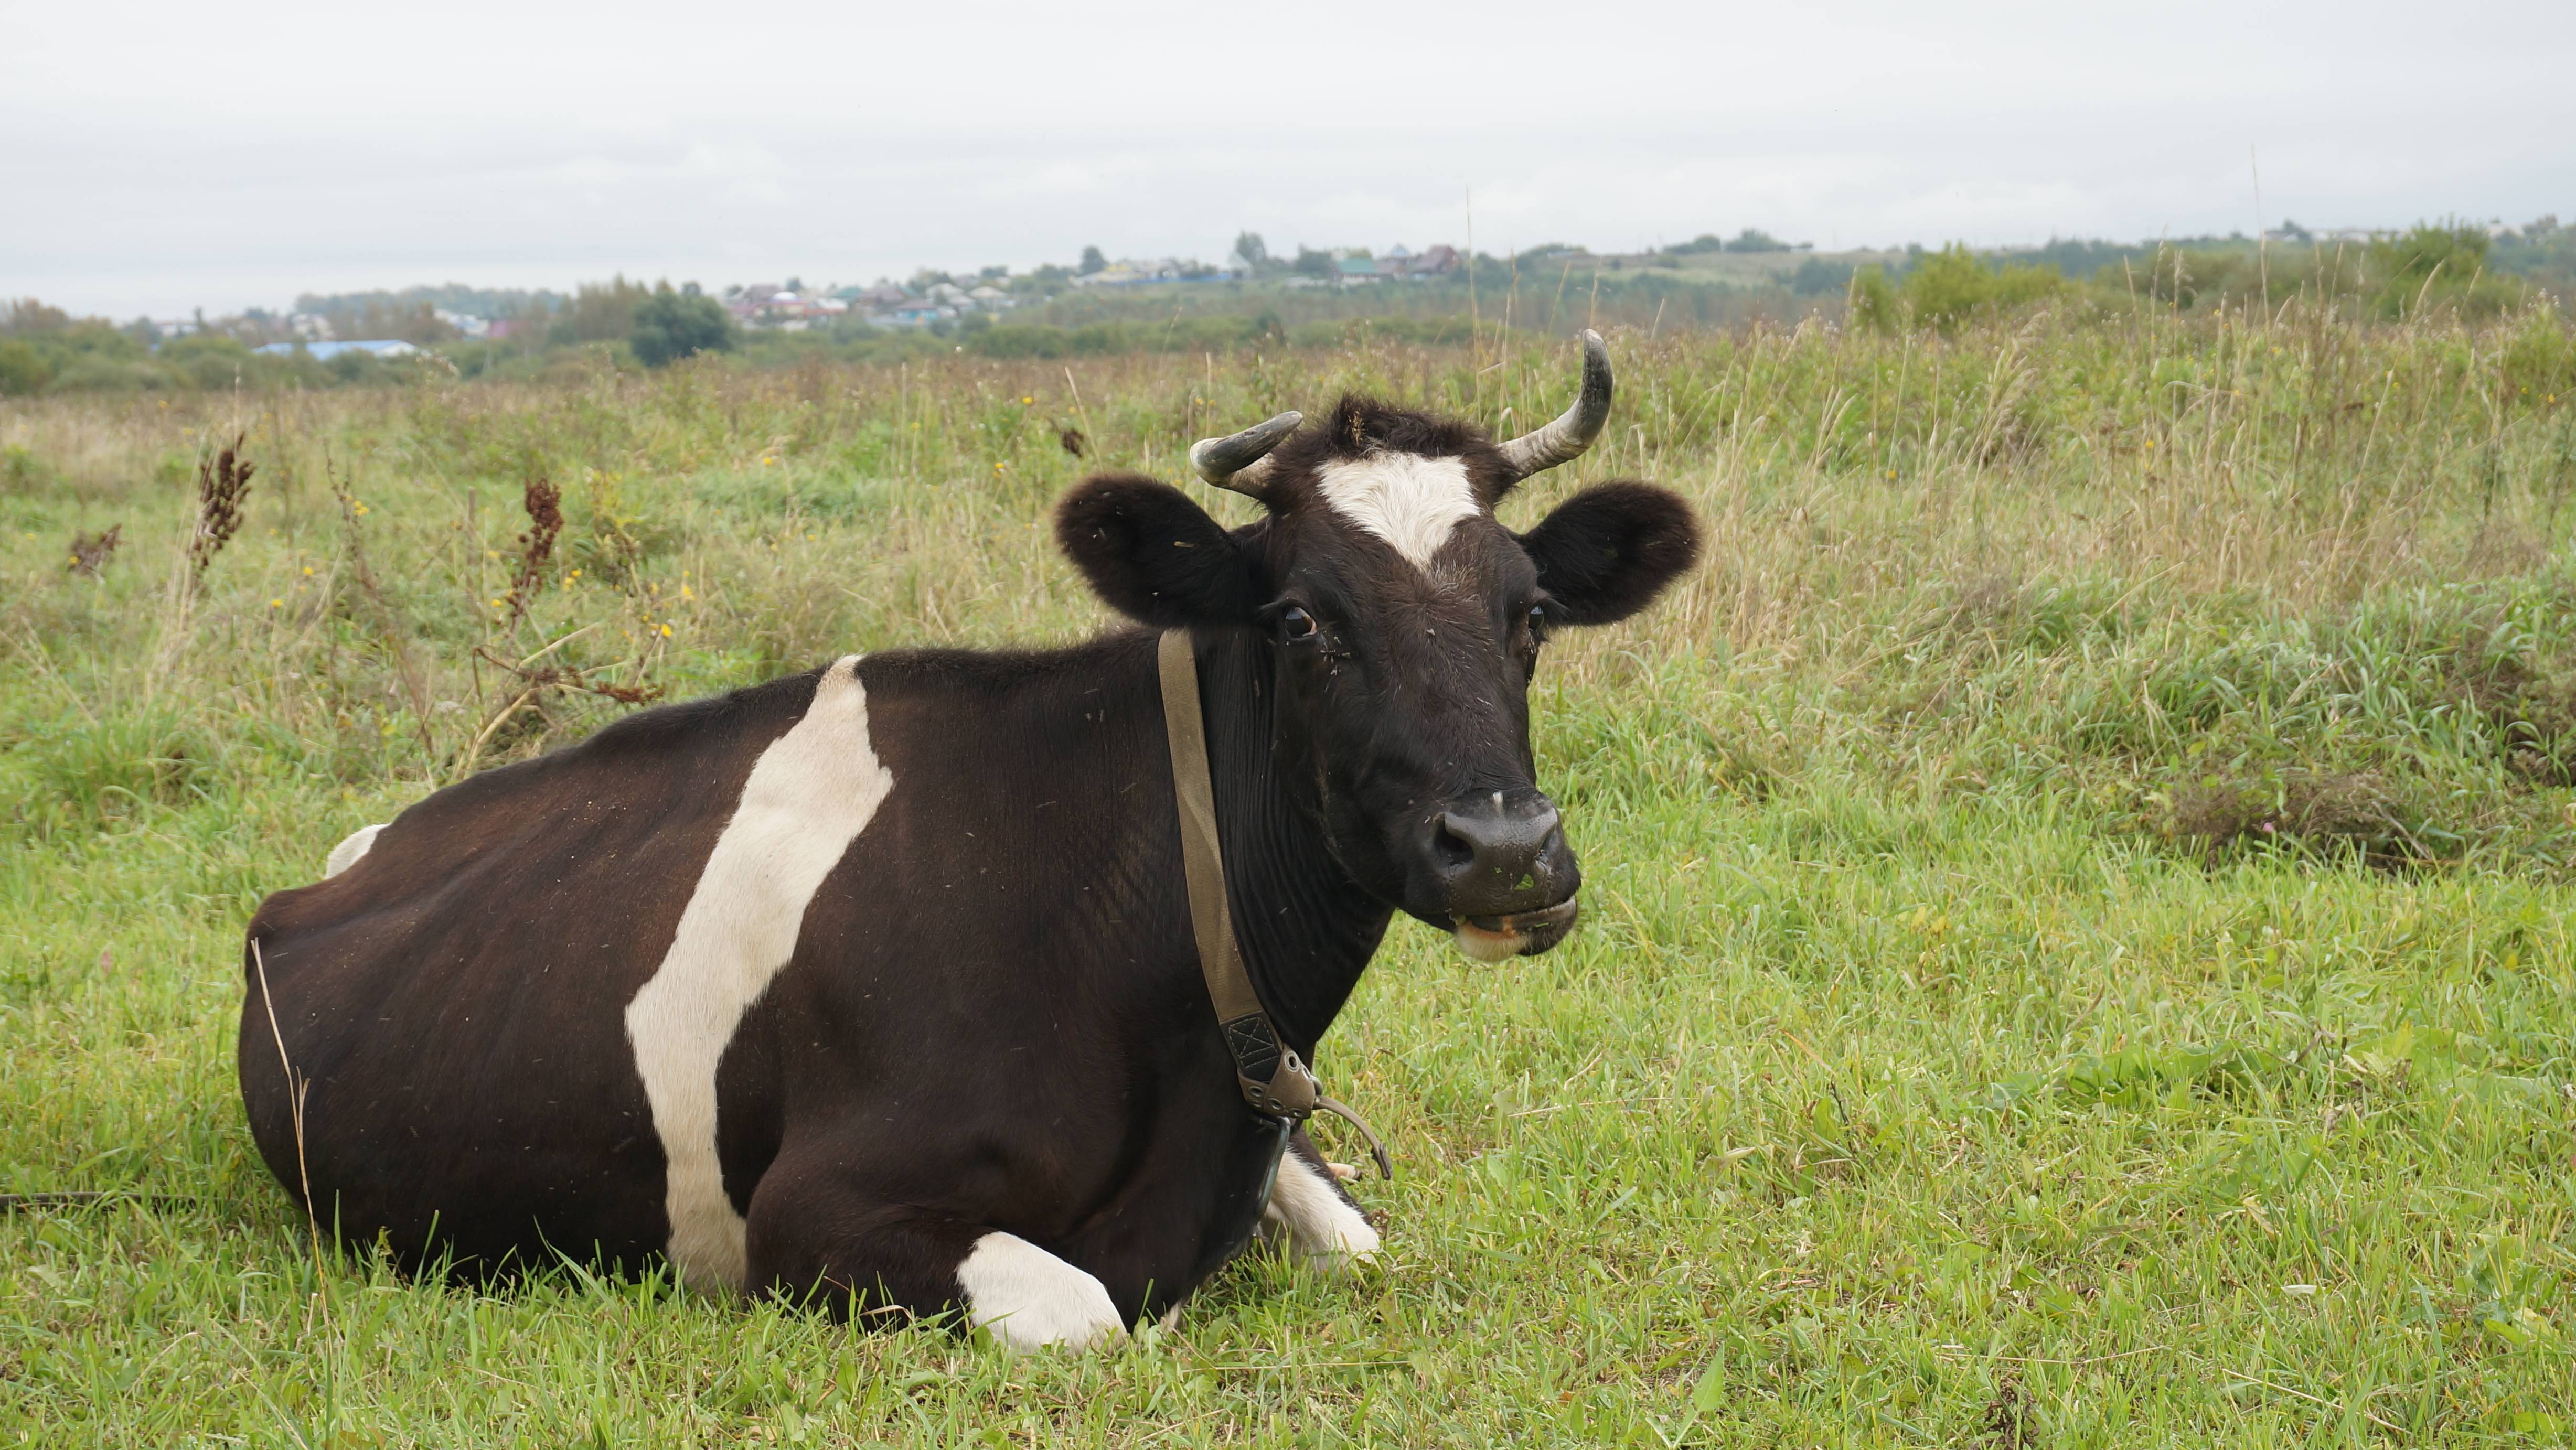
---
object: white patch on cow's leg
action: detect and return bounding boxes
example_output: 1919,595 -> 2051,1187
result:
1262,1151 -> 1381,1273
1313,454 -> 1480,572
624,657 -> 894,1294
323,824 -> 384,878
956,1232 -> 1127,1351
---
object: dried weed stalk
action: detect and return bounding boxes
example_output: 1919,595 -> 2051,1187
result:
455,640 -> 663,780
188,435 -> 254,582
327,453 -> 439,761
67,524 -> 122,576
500,472 -> 563,630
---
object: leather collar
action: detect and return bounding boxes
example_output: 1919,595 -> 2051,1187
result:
1158,630 -> 1389,1177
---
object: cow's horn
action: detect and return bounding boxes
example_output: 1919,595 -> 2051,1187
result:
1497,330 -> 1613,482
1189,411 -> 1301,498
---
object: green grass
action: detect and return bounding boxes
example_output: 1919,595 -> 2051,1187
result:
5,307 -> 2576,1445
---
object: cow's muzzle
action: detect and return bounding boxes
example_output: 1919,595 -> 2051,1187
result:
1452,897 -> 1582,961
1420,788 -> 1580,959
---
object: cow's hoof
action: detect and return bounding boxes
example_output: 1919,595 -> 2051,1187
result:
958,1232 -> 1127,1351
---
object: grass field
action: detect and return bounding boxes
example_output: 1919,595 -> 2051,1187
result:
6,303 -> 2576,1445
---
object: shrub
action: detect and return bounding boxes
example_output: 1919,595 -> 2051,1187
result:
158,335 -> 256,391
2498,301 -> 2575,403
0,339 -> 48,395
632,286 -> 736,369
1848,266 -> 1899,332
1903,244 -> 2070,331
2369,222 -> 2519,319
1791,257 -> 1853,297
549,277 -> 650,347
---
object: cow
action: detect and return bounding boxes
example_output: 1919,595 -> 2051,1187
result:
238,332 -> 1699,1349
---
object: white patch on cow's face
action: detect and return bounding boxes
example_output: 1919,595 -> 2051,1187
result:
624,656 -> 894,1294
1262,1151 -> 1381,1273
956,1232 -> 1128,1350
1313,453 -> 1480,571
323,824 -> 384,879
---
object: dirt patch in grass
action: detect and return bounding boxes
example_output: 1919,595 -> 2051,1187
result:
2446,633 -> 2576,786
2163,769 -> 2442,871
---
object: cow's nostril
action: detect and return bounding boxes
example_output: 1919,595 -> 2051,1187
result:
1431,815 -> 1477,871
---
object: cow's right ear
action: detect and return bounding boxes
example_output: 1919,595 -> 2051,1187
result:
1055,474 -> 1259,627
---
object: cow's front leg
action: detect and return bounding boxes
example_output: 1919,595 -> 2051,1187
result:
1260,1129 -> 1381,1272
744,1178 -> 1125,1350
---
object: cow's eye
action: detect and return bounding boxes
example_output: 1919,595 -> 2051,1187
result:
1524,603 -> 1550,639
1280,605 -> 1319,641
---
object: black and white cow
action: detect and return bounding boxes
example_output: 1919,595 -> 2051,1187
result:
238,334 -> 1698,1348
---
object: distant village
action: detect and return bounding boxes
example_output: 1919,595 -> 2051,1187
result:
715,242 -> 1465,333
132,238 -> 1476,349
90,216 -> 2565,357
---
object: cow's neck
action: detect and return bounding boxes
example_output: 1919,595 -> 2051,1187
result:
1190,628 -> 1392,1060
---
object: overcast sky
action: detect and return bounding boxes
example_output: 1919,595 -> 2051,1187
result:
7,0 -> 2572,318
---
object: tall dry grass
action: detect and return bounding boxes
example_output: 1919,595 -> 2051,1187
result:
3,297 -> 2573,854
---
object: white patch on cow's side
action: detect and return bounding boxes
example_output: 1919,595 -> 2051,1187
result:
956,1232 -> 1128,1350
1313,453 -> 1480,571
1262,1151 -> 1381,1273
323,824 -> 384,878
624,656 -> 894,1294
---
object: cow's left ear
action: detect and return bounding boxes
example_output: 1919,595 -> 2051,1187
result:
1056,473 -> 1260,627
1516,481 -> 1702,626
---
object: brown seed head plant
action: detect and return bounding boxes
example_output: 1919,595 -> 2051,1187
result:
187,434 -> 253,583
67,524 -> 121,576
501,472 -> 564,631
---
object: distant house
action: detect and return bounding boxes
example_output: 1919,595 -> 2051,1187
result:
1070,257 -> 1199,288
253,340 -> 423,361
872,299 -> 956,328
967,285 -> 1013,310
1403,244 -> 1459,277
1337,256 -> 1383,285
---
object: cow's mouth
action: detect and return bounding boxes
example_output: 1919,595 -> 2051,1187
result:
1450,897 -> 1580,961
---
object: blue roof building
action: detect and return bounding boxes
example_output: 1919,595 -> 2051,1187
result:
253,340 -> 424,361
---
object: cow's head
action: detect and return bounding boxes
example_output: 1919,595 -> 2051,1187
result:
1057,333 -> 1698,960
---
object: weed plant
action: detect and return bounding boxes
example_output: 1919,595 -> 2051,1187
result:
4,300 -> 2576,1443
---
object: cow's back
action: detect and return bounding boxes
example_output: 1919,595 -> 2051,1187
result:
239,667 -> 827,1275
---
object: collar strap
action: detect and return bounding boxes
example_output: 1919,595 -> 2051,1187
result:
1158,630 -> 1390,1178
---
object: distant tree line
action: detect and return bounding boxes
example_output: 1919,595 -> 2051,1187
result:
6,219 -> 2569,396
1840,222 -> 2571,333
